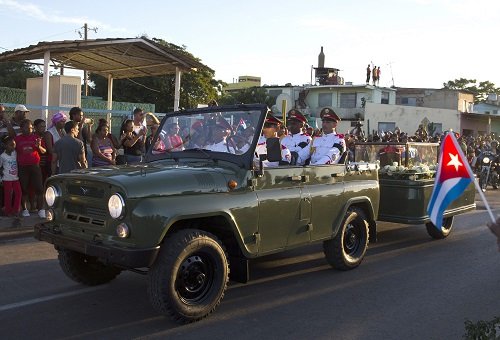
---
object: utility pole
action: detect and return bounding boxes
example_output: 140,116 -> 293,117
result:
78,23 -> 98,96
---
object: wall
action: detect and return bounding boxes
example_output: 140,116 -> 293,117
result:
363,103 -> 460,136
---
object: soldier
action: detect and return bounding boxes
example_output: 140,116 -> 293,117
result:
310,108 -> 346,165
255,114 -> 291,167
205,118 -> 235,153
281,109 -> 312,165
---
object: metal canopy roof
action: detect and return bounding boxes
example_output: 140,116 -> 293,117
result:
0,37 -> 211,79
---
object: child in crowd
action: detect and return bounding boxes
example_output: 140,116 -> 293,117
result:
0,136 -> 21,217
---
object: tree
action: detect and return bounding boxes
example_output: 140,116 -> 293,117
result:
89,38 -> 223,112
0,61 -> 42,89
442,78 -> 500,103
218,87 -> 276,107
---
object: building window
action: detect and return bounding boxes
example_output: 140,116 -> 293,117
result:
401,97 -> 417,106
493,110 -> 498,115
381,92 -> 389,104
268,89 -> 282,98
378,122 -> 395,133
339,93 -> 356,108
318,93 -> 332,107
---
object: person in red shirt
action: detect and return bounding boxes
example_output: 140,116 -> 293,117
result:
14,119 -> 46,218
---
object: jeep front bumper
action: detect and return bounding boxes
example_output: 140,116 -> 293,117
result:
34,223 -> 160,269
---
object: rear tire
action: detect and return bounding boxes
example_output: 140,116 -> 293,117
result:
479,171 -> 488,192
425,216 -> 454,239
148,229 -> 229,323
58,249 -> 122,286
323,207 -> 369,271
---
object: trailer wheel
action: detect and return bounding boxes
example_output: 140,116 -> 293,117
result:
425,216 -> 454,239
323,207 -> 369,271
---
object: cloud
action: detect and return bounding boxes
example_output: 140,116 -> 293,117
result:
0,0 -> 128,33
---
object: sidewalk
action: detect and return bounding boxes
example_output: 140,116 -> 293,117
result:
0,214 -> 42,241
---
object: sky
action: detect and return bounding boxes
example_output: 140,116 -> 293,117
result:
1,0 -> 499,90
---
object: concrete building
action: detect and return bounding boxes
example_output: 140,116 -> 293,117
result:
223,76 -> 261,93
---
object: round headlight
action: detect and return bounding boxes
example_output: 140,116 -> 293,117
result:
108,193 -> 125,219
116,223 -> 130,238
45,186 -> 59,207
483,157 -> 490,164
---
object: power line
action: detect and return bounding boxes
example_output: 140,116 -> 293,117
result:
126,78 -> 161,93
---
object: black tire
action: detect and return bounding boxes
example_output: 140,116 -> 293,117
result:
323,207 -> 369,271
425,216 -> 454,239
148,229 -> 229,324
479,171 -> 488,192
58,249 -> 122,286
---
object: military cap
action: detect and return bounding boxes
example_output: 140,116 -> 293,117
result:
287,109 -> 307,124
320,108 -> 341,122
265,114 -> 282,126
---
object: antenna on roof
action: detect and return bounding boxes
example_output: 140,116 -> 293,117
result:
77,23 -> 99,96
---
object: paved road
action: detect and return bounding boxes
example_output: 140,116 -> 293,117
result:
0,192 -> 499,339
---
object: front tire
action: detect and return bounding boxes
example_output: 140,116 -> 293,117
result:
425,216 -> 454,239
479,171 -> 488,192
148,229 -> 229,324
58,249 -> 122,286
323,208 -> 369,271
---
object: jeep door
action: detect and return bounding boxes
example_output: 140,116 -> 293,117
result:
303,164 -> 345,240
254,165 -> 311,253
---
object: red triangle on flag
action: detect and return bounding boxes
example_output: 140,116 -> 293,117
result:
438,134 -> 471,182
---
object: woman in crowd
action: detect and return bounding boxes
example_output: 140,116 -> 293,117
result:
14,119 -> 46,218
120,119 -> 146,164
91,124 -> 116,167
33,119 -> 49,183
44,111 -> 67,178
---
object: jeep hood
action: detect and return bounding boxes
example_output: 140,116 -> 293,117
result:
53,162 -> 237,198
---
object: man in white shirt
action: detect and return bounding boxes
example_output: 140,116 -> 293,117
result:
205,119 -> 235,153
281,109 -> 312,165
255,114 -> 291,167
310,108 -> 346,165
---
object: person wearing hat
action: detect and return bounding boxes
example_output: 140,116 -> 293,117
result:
255,114 -> 291,167
310,108 -> 346,165
11,104 -> 30,136
281,109 -> 312,165
205,118 -> 236,153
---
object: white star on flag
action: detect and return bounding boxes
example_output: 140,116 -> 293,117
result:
447,153 -> 462,172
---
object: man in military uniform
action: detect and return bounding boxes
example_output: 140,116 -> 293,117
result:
205,118 -> 235,153
281,109 -> 312,165
255,114 -> 291,167
310,108 -> 346,165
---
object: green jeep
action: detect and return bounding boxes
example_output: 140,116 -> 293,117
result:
35,104 -> 380,323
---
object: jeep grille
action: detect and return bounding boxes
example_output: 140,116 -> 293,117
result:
64,202 -> 107,226
67,184 -> 105,198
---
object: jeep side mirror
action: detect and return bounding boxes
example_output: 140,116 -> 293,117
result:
266,137 -> 282,162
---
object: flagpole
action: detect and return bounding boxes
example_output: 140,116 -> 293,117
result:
473,178 -> 496,223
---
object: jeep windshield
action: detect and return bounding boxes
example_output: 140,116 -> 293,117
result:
146,104 -> 267,167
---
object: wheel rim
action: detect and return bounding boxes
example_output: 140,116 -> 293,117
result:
344,223 -> 361,255
176,252 -> 215,304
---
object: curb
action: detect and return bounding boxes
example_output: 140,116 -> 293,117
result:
0,216 -> 40,241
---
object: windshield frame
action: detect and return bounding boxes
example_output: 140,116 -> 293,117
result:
144,103 -> 267,169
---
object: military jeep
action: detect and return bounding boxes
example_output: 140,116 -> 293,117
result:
35,104 -> 380,323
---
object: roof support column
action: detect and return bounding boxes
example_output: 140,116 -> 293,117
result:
174,67 -> 181,111
41,50 -> 50,121
107,74 -> 113,110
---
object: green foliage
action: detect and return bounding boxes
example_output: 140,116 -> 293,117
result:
89,37 -> 223,112
0,61 -> 42,89
218,87 -> 276,107
0,86 -> 26,105
443,78 -> 500,103
463,316 -> 500,339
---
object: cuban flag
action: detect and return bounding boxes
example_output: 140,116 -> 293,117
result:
427,132 -> 475,229
238,118 -> 247,130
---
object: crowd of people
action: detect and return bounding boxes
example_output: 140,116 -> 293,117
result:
0,103 -> 161,219
1,102 -> 499,220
